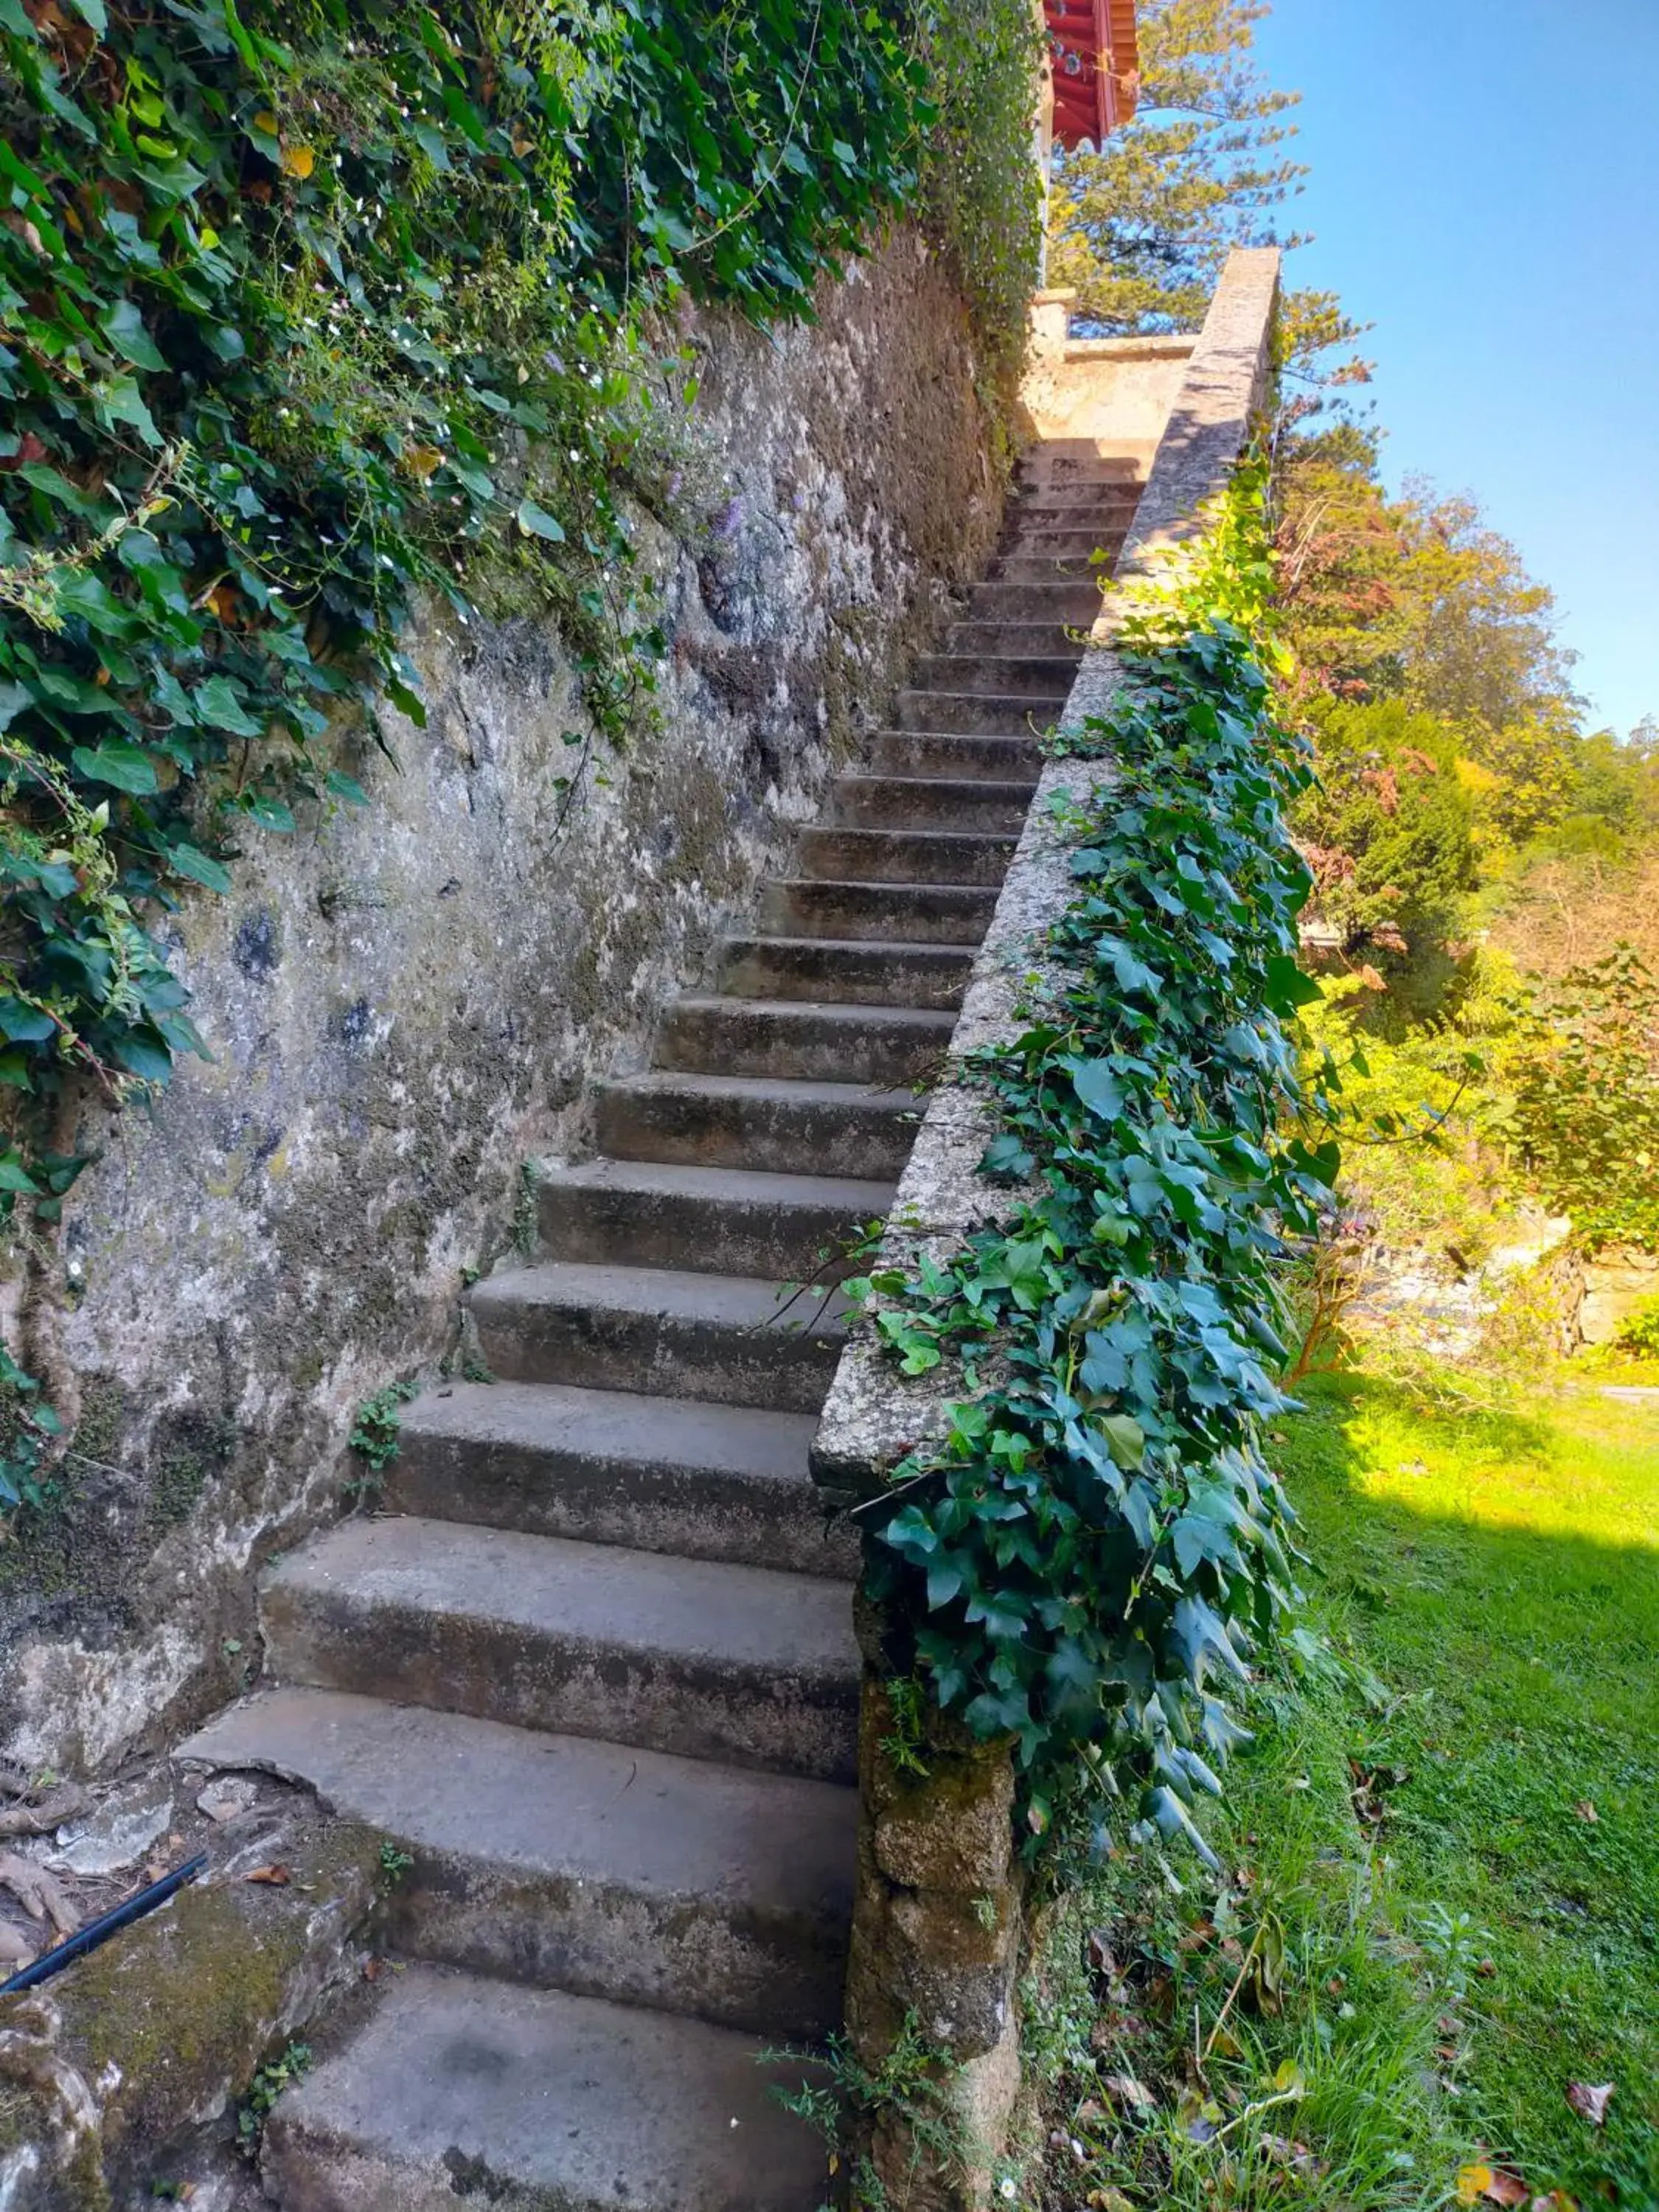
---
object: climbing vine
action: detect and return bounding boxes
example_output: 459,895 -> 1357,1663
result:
848,473 -> 1338,1854
0,0 -> 1034,1504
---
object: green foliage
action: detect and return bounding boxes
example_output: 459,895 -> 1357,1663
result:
768,2010 -> 964,2210
913,0 -> 1042,376
1293,695 -> 1477,969
0,0 -> 1030,1475
236,2038 -> 311,2158
1047,0 -> 1303,333
1616,1296 -> 1659,1358
348,1375 -> 418,1474
1503,946 -> 1659,1253
846,474 -> 1335,1850
377,1838 -> 414,1888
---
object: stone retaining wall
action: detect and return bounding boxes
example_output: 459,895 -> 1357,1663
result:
1,228 -> 1006,1778
811,248 -> 1282,2211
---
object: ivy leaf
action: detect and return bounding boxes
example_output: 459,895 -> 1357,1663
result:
166,843 -> 233,894
515,498 -> 566,543
0,1153 -> 43,1196
1097,1413 -> 1146,1470
0,1001 -> 56,1044
71,742 -> 159,795
1263,953 -> 1321,1011
111,1030 -> 173,1084
1068,1057 -> 1124,1120
192,675 -> 262,737
97,375 -> 161,445
100,297 -> 167,371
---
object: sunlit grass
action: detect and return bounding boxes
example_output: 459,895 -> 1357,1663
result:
1280,1374 -> 1659,2207
1028,1374 -> 1659,2212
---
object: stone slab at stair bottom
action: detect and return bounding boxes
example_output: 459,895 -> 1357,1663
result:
184,442 -> 1144,2211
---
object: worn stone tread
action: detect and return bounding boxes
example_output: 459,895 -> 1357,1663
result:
657,995 -> 956,1085
262,1965 -> 828,2212
532,1154 -> 886,1282
265,1515 -> 854,1663
178,1688 -> 855,2035
262,1516 -> 859,1777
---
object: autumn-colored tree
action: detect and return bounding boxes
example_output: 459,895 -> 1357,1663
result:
1291,695 -> 1478,967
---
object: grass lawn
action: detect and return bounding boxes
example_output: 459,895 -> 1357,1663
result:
1028,1372 -> 1659,2211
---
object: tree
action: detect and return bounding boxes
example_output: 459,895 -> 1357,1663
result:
1046,0 -> 1304,330
1292,695 -> 1478,967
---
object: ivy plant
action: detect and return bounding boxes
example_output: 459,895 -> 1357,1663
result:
847,474 -> 1339,1857
0,0 -> 1018,1505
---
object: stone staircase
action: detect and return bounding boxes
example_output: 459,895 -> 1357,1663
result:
178,442 -> 1144,2212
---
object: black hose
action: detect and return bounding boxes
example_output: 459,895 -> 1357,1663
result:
0,1852 -> 209,1997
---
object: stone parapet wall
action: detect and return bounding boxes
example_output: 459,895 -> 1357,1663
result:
1,227 -> 1005,1778
812,247 -> 1281,2210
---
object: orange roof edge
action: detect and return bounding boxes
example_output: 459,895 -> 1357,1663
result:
1044,0 -> 1139,149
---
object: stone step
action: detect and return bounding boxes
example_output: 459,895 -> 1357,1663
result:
1011,488 -> 1143,521
911,651 -> 1079,699
535,1156 -> 891,1279
757,877 -> 998,945
262,1966 -> 829,2212
261,1517 -> 859,1781
180,1689 -> 855,2039
799,823 -> 1018,885
984,551 -> 1110,584
866,731 -> 1040,782
656,995 -> 954,1087
594,1071 -> 920,1178
894,688 -> 1065,734
1018,450 -> 1145,484
967,579 -> 1103,623
942,619 -> 1082,658
1004,525 -> 1130,559
717,933 -> 975,1009
830,772 -> 1035,834
389,1378 -> 857,1576
467,1259 -> 849,1412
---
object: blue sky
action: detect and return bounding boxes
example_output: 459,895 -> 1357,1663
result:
1248,0 -> 1658,736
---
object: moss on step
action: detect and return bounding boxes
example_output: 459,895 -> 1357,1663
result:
1,1815 -> 382,2208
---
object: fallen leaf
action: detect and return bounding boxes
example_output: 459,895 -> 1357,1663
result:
1573,1801 -> 1598,1823
1102,2070 -> 1155,2113
1085,2194 -> 1133,2212
279,144 -> 316,178
1458,2166 -> 1496,2208
1484,2172 -> 1528,2207
406,445 -> 445,481
1529,2194 -> 1579,2211
1474,1958 -> 1497,1979
1565,2081 -> 1613,2126
362,1956 -> 382,1982
244,1864 -> 291,1887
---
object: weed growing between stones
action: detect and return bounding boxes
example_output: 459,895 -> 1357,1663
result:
234,2039 -> 310,2161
